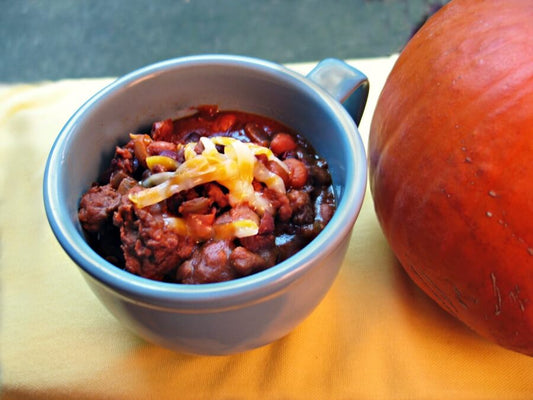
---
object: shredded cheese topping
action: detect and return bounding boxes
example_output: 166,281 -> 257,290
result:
128,136 -> 288,217
163,216 -> 260,240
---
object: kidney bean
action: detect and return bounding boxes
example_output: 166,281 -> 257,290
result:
244,123 -> 270,147
213,113 -> 236,132
267,160 -> 290,187
158,150 -> 180,161
284,158 -> 308,189
270,132 -> 297,156
147,140 -> 177,156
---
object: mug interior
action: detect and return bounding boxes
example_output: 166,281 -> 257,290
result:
44,55 -> 366,305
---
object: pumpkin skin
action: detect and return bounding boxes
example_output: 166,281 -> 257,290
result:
369,0 -> 533,355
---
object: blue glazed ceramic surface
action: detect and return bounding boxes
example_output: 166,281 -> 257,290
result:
43,55 -> 367,354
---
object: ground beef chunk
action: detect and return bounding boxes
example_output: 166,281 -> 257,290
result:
206,183 -> 229,208
238,207 -> 274,253
230,204 -> 260,225
178,197 -> 213,215
239,211 -> 278,266
263,188 -> 292,222
151,118 -> 174,141
287,190 -> 314,225
230,246 -> 268,276
240,232 -> 276,253
78,184 -> 121,233
113,188 -> 196,280
109,145 -> 137,178
318,202 -> 336,226
177,240 -> 235,284
258,211 -> 275,234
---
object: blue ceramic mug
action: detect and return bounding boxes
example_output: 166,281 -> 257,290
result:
44,55 -> 368,355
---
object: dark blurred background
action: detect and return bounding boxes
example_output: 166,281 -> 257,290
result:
1,0 -> 449,83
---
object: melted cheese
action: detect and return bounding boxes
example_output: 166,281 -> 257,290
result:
163,216 -> 259,240
129,136 -> 287,215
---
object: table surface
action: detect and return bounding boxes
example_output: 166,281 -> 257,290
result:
2,56 -> 533,400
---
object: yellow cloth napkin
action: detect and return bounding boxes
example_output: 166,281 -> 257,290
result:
2,57 -> 533,400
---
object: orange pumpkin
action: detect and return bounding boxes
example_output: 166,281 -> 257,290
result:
369,0 -> 533,355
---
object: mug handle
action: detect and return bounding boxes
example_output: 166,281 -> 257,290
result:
306,58 -> 369,126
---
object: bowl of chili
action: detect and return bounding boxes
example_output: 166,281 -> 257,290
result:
43,55 -> 368,355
